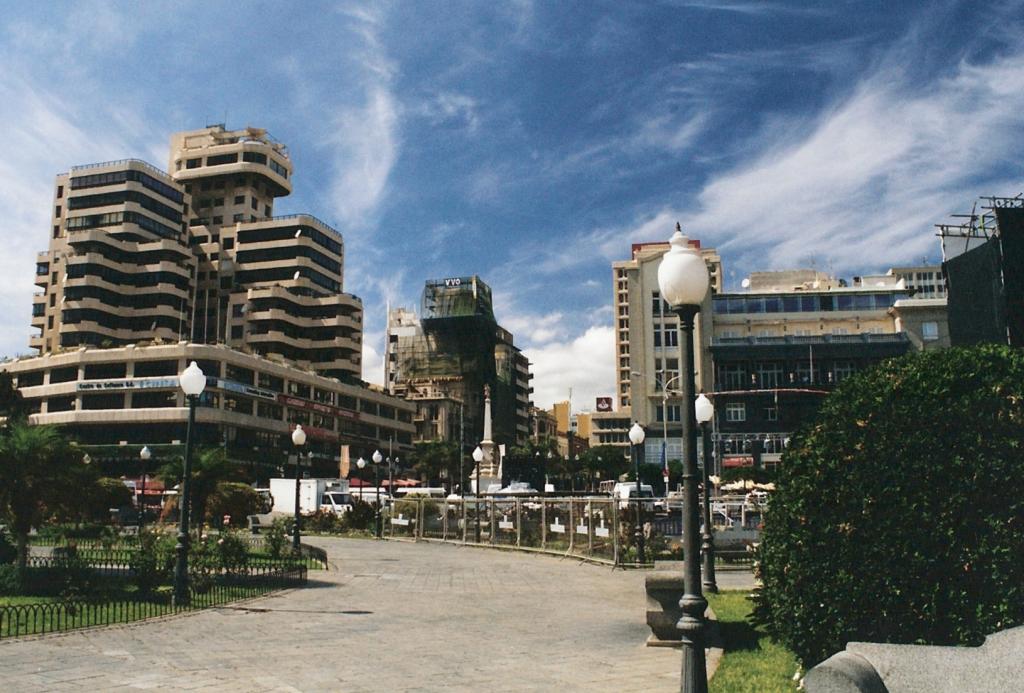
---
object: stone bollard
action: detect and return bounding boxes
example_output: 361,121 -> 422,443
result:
645,571 -> 685,646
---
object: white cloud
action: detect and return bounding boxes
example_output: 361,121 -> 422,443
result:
362,339 -> 385,387
525,326 -> 615,410
675,41 -> 1024,277
328,87 -> 400,231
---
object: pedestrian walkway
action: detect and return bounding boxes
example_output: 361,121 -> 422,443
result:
0,537 -> 756,692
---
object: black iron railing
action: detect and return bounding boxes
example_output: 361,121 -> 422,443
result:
0,562 -> 306,640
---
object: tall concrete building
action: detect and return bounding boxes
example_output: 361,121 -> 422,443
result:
386,276 -> 532,453
593,237 -> 721,462
34,125 -> 362,382
15,124 -> 412,476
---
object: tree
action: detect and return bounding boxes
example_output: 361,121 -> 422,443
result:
0,423 -> 83,570
159,447 -> 238,534
0,372 -> 28,424
504,438 -> 559,491
756,345 -> 1024,667
207,482 -> 262,528
409,440 -> 460,488
580,444 -> 630,487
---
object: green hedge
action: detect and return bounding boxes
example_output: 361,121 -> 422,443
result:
756,344 -> 1024,667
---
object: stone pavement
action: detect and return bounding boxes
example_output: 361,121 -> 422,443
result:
0,537 -> 756,692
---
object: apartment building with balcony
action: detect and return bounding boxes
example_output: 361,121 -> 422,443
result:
15,124 -> 409,472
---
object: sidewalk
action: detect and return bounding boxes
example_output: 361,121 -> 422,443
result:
0,537 -> 757,691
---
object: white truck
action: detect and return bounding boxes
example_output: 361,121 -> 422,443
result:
268,478 -> 352,515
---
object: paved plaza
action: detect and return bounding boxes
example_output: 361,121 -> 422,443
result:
1,537 -> 755,692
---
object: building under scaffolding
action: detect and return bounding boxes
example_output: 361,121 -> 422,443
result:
938,194 -> 1024,347
386,276 -> 532,460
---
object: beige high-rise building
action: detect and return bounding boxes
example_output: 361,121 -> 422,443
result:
16,124 -> 412,475
595,236 -> 721,459
32,125 -> 362,383
169,125 -> 362,382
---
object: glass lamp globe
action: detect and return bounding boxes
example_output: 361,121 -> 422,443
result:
657,227 -> 710,308
628,422 -> 645,445
179,361 -> 206,396
372,450 -> 383,464
140,446 -> 152,460
472,446 -> 484,463
292,425 -> 307,447
357,457 -> 366,469
695,393 -> 715,424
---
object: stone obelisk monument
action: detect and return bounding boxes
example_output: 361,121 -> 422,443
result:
473,384 -> 501,493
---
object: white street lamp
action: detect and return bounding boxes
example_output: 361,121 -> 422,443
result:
657,224 -> 711,692
471,446 -> 485,541
290,424 -> 306,550
371,449 -> 383,537
628,422 -> 647,563
174,361 -> 205,606
694,393 -> 718,593
139,446 -> 152,531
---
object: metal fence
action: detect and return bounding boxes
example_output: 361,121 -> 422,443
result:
386,497 -> 637,565
0,561 -> 307,640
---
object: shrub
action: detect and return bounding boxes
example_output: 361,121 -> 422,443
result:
0,564 -> 22,594
303,509 -> 343,533
265,517 -> 290,559
343,499 -> 376,531
215,531 -> 249,574
130,529 -> 171,594
207,482 -> 262,528
0,529 -> 16,564
755,345 -> 1024,667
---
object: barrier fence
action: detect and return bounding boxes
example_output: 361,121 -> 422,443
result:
0,558 -> 308,640
386,497 -> 638,565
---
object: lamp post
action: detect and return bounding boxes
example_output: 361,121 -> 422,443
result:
174,361 -> 206,607
694,393 -> 718,593
291,425 -> 306,551
633,370 -> 684,497
628,422 -> 646,564
472,446 -> 484,542
658,224 -> 711,693
139,446 -> 151,532
372,449 -> 383,538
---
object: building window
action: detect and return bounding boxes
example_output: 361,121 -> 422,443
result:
922,321 -> 939,341
718,364 -> 746,390
756,362 -> 784,389
186,158 -> 201,169
834,361 -> 856,382
725,403 -> 746,422
764,406 -> 778,422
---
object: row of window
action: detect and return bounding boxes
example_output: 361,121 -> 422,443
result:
67,263 -> 191,292
237,224 -> 342,256
180,152 -> 288,179
713,293 -> 905,315
70,169 -> 184,205
67,210 -> 181,240
236,244 -> 341,275
68,190 -> 183,225
717,361 -> 859,389
65,284 -> 187,311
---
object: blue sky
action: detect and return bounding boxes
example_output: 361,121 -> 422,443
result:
3,1 -> 1024,409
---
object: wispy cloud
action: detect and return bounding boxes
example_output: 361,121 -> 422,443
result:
681,39 -> 1024,277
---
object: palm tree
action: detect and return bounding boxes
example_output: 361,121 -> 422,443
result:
0,423 -> 82,571
158,447 -> 238,533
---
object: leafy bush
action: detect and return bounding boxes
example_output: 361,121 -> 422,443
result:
215,531 -> 250,574
0,529 -> 16,564
207,482 -> 262,528
265,517 -> 290,558
130,529 -> 172,594
343,499 -> 376,531
303,509 -> 343,533
756,345 -> 1024,667
0,564 -> 22,594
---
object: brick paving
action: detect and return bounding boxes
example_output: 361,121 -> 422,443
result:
0,537 -> 755,692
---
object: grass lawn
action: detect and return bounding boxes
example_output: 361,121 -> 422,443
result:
707,591 -> 801,693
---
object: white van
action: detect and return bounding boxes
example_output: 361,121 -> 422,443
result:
610,482 -> 655,510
